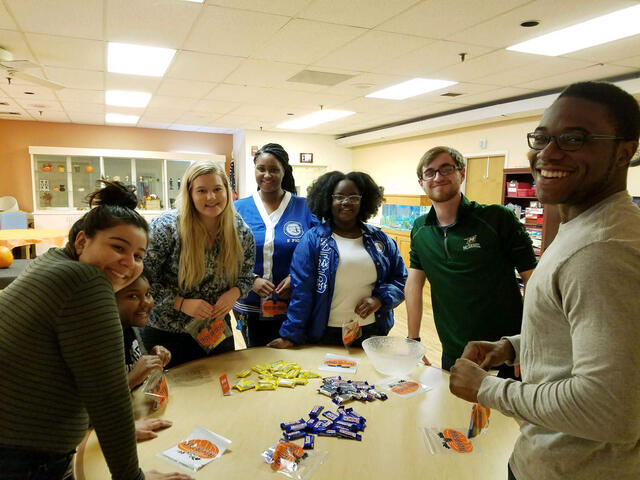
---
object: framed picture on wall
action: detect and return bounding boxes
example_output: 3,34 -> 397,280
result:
300,153 -> 313,164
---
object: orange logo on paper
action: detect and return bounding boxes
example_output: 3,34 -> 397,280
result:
178,439 -> 219,459
152,376 -> 169,404
324,359 -> 357,368
262,299 -> 288,316
197,318 -> 226,347
441,429 -> 473,453
391,381 -> 419,395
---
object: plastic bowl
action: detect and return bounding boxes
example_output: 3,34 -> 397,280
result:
362,336 -> 427,376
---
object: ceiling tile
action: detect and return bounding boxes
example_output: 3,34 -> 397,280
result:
61,101 -> 105,114
141,107 -> 186,123
26,33 -> 104,70
444,86 -> 536,107
0,29 -> 38,62
314,30 -> 431,71
253,19 -> 365,64
67,111 -> 105,124
434,50 -> 537,83
613,56 -> 640,69
105,73 -> 162,92
191,98 -> 241,115
372,40 -> 492,77
515,64 -> 638,91
166,51 -> 243,83
330,96 -> 424,115
0,3 -> 17,30
26,109 -> 70,122
449,0 -> 636,48
105,0 -> 202,48
1,82 -> 59,100
6,0 -> 103,40
299,0 -> 419,29
224,59 -> 306,88
147,95 -> 197,110
57,88 -> 104,103
321,72 -> 409,96
563,35 -> 640,64
475,57 -> 594,87
15,97 -> 63,111
175,111 -> 219,125
206,0 -> 312,16
156,78 -> 216,98
184,5 -> 290,57
138,121 -> 171,129
43,67 -> 104,90
377,0 -> 529,39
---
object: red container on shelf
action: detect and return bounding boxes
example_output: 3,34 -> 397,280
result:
527,188 -> 536,197
513,182 -> 531,189
517,189 -> 530,197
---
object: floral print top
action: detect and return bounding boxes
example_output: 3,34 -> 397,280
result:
144,210 -> 256,333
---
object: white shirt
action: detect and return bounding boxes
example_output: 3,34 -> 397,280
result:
327,233 -> 377,328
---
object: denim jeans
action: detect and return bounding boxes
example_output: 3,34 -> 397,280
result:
0,446 -> 74,480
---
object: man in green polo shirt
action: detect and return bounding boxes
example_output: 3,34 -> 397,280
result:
405,146 -> 536,376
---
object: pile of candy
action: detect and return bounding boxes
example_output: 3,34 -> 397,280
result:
280,405 -> 367,447
318,376 -> 388,405
232,360 -> 321,392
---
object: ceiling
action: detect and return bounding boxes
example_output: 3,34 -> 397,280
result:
0,0 -> 639,136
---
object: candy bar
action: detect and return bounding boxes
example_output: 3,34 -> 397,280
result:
303,434 -> 315,450
309,405 -> 324,418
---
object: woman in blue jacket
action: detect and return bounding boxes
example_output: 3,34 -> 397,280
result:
268,171 -> 407,348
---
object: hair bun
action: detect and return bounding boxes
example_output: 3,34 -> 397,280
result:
87,180 -> 138,210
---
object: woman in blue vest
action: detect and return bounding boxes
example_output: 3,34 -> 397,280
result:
268,171 -> 407,348
233,143 -> 318,347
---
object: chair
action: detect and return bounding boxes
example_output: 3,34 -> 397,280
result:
0,211 -> 28,230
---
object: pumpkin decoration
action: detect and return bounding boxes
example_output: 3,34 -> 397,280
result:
438,429 -> 473,453
391,381 -> 420,395
177,439 -> 219,459
0,246 -> 14,269
324,358 -> 357,368
261,297 -> 288,316
57,165 -> 65,173
84,164 -> 94,173
41,164 -> 53,172
196,318 -> 226,348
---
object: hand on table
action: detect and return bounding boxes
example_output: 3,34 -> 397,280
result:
210,287 -> 241,318
267,337 -> 294,349
180,298 -> 214,321
354,296 -> 381,319
145,470 -> 194,480
135,417 -> 173,442
252,277 -> 275,298
128,355 -> 163,389
151,345 -> 171,367
449,358 -> 489,403
461,339 -> 515,370
421,353 -> 431,366
274,276 -> 291,299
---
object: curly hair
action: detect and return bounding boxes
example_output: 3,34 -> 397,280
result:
306,171 -> 384,223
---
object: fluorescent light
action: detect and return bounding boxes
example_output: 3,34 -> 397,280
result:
507,5 -> 640,56
276,110 -> 355,129
366,78 -> 458,100
106,113 -> 139,125
108,42 -> 176,77
105,90 -> 151,108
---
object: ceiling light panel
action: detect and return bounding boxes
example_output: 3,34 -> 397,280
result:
507,5 -> 640,56
366,78 -> 458,100
105,90 -> 151,108
108,42 -> 176,77
277,110 -> 355,129
105,112 -> 139,124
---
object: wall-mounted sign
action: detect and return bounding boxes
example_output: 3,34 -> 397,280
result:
300,153 -> 313,164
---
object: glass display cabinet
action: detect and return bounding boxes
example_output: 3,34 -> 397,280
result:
380,194 -> 431,266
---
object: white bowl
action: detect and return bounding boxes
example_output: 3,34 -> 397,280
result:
362,336 -> 427,376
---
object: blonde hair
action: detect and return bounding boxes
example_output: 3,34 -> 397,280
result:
175,161 -> 243,291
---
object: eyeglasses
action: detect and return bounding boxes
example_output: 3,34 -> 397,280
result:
527,131 -> 625,152
332,194 -> 362,204
422,164 -> 460,180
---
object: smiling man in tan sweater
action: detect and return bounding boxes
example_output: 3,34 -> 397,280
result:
449,81 -> 640,480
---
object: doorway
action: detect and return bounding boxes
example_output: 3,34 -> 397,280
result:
464,155 -> 505,205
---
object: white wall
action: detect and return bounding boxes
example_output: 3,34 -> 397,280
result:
239,130 -> 353,198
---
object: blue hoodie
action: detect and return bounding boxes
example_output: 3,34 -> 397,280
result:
279,221 -> 408,344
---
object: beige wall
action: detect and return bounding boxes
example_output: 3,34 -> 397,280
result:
352,115 -> 640,196
0,119 -> 233,212
239,130 -> 352,198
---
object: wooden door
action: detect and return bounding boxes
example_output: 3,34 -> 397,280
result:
464,155 -> 505,205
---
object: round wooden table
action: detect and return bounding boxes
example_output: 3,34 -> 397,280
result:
75,345 -> 519,479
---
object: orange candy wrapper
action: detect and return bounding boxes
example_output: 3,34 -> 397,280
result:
467,403 -> 490,438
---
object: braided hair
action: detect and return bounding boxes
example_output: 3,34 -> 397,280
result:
254,143 -> 297,194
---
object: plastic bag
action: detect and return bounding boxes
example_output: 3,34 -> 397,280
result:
421,427 -> 481,455
377,377 -> 431,398
342,317 -> 362,347
260,294 -> 288,320
467,403 -> 490,438
184,316 -> 232,354
262,441 -> 328,480
161,426 -> 231,471
143,370 -> 169,410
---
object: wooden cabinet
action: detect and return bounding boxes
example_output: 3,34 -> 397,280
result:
383,229 -> 411,266
502,168 -> 559,256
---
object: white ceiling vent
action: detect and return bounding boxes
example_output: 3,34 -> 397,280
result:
287,70 -> 355,86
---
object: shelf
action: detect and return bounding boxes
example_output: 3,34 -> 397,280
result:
506,196 -> 537,200
524,225 -> 543,230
